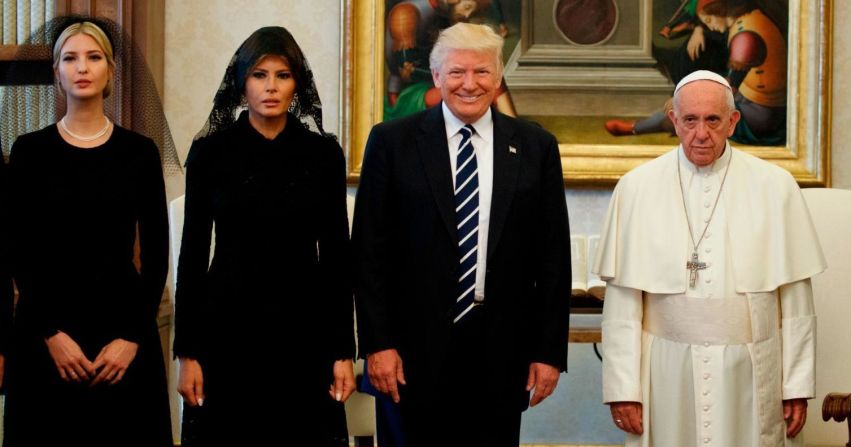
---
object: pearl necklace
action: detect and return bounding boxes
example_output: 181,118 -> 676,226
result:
59,116 -> 111,142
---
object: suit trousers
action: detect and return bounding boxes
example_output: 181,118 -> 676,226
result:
401,305 -> 523,447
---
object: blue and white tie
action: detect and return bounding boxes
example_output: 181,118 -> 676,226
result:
453,124 -> 478,324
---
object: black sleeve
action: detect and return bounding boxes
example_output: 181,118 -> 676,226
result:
0,157 -> 13,356
115,138 -> 169,343
352,125 -> 397,357
317,140 -> 355,361
172,139 -> 214,359
530,133 -> 571,371
8,137 -> 61,339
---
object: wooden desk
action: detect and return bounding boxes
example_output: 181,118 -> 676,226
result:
569,327 -> 602,343
568,312 -> 602,343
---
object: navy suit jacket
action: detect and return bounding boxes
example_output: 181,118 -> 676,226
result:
353,105 -> 571,410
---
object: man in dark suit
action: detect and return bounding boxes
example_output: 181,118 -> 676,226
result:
353,22 -> 571,446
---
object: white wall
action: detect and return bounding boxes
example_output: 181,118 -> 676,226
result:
796,3 -> 851,446
804,4 -> 851,446
831,1 -> 851,189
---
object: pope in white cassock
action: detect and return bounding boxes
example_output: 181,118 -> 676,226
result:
594,70 -> 826,447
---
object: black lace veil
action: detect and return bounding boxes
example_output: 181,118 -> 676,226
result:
0,15 -> 183,190
195,26 -> 335,141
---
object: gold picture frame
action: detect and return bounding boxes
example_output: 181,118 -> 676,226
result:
342,0 -> 831,186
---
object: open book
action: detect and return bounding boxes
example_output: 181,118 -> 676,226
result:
570,234 -> 606,300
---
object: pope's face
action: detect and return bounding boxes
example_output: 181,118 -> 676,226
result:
668,81 -> 740,167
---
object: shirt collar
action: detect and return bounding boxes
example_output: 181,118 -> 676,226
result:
442,102 -> 493,143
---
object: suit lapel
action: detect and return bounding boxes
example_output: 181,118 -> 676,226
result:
487,111 -> 519,262
416,106 -> 458,244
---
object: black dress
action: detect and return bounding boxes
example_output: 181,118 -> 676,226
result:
3,125 -> 172,447
173,112 -> 354,445
0,157 -> 12,367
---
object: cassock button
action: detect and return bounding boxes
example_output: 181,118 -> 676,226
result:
704,217 -> 711,223
703,342 -> 710,347
705,247 -> 712,253
702,390 -> 710,396
704,202 -> 711,208
704,421 -> 711,428
703,357 -> 710,363
703,405 -> 710,412
704,437 -> 711,443
704,186 -> 711,192
705,278 -> 712,284
703,373 -> 710,380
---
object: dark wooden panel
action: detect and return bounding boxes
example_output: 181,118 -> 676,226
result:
0,60 -> 53,85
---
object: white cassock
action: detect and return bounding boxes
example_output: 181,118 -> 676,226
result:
594,145 -> 826,447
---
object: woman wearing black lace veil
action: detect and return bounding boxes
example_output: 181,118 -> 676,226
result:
0,16 -> 174,447
173,27 -> 355,445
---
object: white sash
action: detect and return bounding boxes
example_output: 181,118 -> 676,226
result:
643,294 -> 752,345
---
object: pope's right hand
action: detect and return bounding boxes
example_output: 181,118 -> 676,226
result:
609,401 -> 643,435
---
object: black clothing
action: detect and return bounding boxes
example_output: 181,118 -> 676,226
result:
353,105 -> 571,446
3,125 -> 172,446
0,157 -> 12,360
173,113 -> 354,445
399,307 -> 523,447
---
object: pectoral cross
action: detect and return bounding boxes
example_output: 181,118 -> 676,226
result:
686,252 -> 707,288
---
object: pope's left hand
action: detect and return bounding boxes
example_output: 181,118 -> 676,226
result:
783,398 -> 808,438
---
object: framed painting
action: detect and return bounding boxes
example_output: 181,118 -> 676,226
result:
343,0 -> 831,186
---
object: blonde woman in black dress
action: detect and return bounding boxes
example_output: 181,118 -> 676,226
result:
3,18 -> 171,446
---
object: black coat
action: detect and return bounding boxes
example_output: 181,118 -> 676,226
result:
0,156 -> 12,358
3,125 -> 172,447
173,113 -> 354,444
353,105 -> 571,413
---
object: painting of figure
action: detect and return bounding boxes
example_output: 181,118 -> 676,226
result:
605,0 -> 788,146
382,0 -> 520,121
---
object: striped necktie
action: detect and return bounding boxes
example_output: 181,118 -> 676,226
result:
453,124 -> 478,324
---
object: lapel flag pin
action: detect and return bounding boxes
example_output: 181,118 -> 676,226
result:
509,146 -> 517,154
